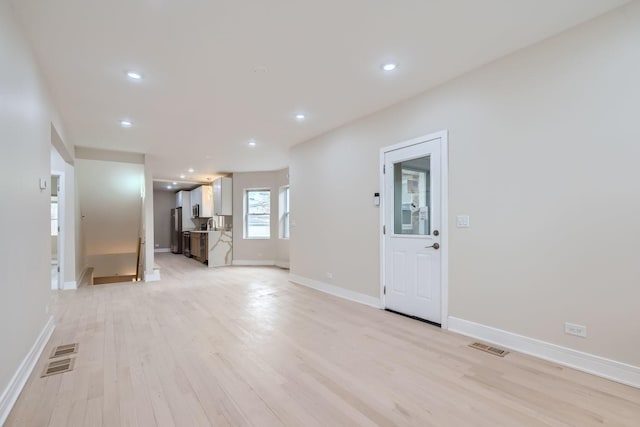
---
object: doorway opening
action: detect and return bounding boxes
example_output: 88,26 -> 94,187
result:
51,174 -> 61,289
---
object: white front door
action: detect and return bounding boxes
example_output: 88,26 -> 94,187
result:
383,137 -> 442,323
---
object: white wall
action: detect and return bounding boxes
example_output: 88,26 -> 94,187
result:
275,169 -> 290,267
153,190 -> 174,249
232,169 -> 289,265
0,0 -> 70,419
290,3 -> 640,367
76,159 -> 144,277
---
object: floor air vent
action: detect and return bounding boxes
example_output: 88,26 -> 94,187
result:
469,342 -> 509,357
41,358 -> 74,377
50,343 -> 79,358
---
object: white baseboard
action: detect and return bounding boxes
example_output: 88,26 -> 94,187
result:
63,280 -> 77,290
144,269 -> 161,282
154,248 -> 171,253
289,274 -> 381,309
0,316 -> 55,425
448,316 -> 640,389
232,260 -> 276,266
274,261 -> 290,269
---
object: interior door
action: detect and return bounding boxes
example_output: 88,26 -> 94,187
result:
384,139 -> 442,323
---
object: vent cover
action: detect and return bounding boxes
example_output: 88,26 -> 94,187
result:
469,342 -> 509,357
41,358 -> 75,377
50,343 -> 79,359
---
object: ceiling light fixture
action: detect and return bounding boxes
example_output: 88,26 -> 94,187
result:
127,71 -> 142,80
295,113 -> 305,120
248,140 -> 257,147
382,63 -> 397,72
167,185 -> 172,189
179,174 -> 186,179
172,181 -> 177,185
120,120 -> 132,128
187,168 -> 195,173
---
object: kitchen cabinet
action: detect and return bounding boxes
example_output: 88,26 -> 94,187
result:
213,177 -> 233,216
188,230 -> 232,267
190,185 -> 213,218
190,232 -> 208,263
190,232 -> 200,259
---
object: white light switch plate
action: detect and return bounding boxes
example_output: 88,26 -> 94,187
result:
456,215 -> 470,228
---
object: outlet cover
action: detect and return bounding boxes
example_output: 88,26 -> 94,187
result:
564,322 -> 587,338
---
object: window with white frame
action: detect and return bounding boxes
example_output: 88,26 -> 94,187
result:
279,185 -> 290,239
244,189 -> 271,238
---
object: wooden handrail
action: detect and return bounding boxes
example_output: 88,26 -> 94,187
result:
135,237 -> 142,282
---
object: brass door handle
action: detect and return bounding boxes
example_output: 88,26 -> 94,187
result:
425,243 -> 440,250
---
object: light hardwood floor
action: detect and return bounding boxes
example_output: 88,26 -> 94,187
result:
7,253 -> 640,426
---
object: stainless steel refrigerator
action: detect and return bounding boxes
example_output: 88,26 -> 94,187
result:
170,208 -> 183,254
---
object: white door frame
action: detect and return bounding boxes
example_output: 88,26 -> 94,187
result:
379,130 -> 449,329
51,170 -> 64,290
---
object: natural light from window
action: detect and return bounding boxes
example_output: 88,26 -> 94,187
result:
280,186 -> 290,239
245,190 -> 270,238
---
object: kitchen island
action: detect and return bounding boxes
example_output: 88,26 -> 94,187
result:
190,230 -> 232,267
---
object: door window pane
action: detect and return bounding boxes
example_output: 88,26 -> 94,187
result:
51,198 -> 58,236
393,156 -> 430,235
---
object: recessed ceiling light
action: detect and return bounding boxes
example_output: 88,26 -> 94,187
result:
179,174 -> 186,179
248,140 -> 257,147
120,120 -> 132,128
172,181 -> 177,185
167,185 -> 172,189
127,71 -> 142,80
382,63 -> 397,72
295,113 -> 305,120
187,168 -> 195,173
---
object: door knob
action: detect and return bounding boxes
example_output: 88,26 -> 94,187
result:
425,243 -> 440,250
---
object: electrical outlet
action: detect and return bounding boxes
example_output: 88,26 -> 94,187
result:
326,272 -> 333,279
565,322 -> 587,338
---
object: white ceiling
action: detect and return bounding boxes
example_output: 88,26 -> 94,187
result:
12,0 -> 628,181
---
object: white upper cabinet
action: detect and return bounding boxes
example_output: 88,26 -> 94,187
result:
190,185 -> 213,217
213,177 -> 233,216
176,190 -> 188,208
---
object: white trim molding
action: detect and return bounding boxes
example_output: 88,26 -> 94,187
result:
448,316 -> 640,389
63,280 -> 77,290
232,260 -> 276,266
274,261 -> 290,269
289,274 -> 382,309
144,268 -> 161,282
0,316 -> 55,425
